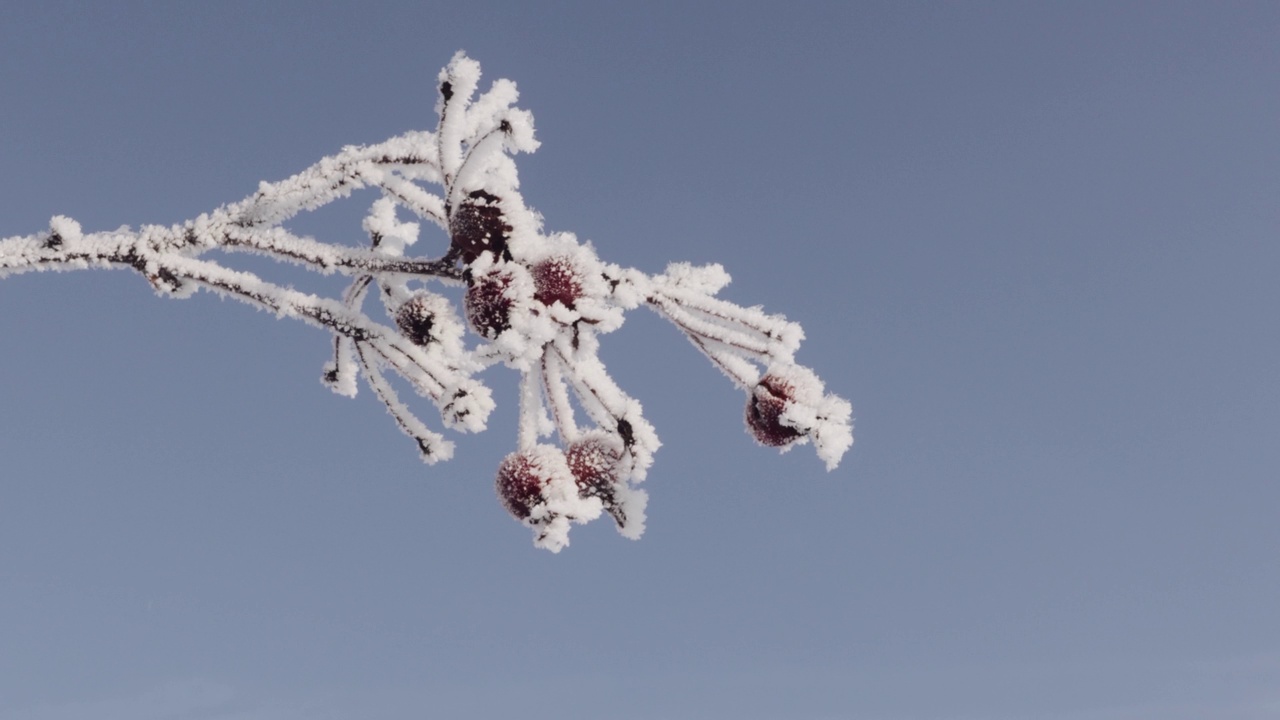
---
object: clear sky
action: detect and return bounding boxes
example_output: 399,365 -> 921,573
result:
2,2 -> 1279,718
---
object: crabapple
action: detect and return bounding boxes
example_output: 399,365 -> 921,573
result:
566,432 -> 619,497
464,269 -> 515,338
394,293 -> 438,346
495,450 -> 550,520
746,374 -> 803,447
566,432 -> 626,525
449,189 -> 510,263
532,256 -> 582,310
495,446 -> 578,524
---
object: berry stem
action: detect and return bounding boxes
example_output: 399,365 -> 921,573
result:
648,295 -> 773,359
354,342 -> 452,462
376,174 -> 449,229
547,343 -> 657,479
541,350 -> 580,443
686,335 -> 760,390
449,126 -> 508,208
322,274 -> 375,396
516,366 -> 544,452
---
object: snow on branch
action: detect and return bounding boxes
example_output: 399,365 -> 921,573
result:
0,51 -> 852,551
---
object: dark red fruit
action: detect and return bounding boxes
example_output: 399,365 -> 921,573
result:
495,451 -> 549,521
532,257 -> 582,310
450,190 -> 511,263
395,294 -> 437,346
566,435 -> 619,499
566,434 -> 625,525
746,375 -> 803,447
464,270 -> 514,338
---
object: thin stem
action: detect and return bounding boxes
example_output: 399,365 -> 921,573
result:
541,351 -> 579,443
516,368 -> 543,452
647,295 -> 771,360
377,175 -> 449,230
688,335 -> 759,389
653,284 -> 800,349
448,126 -> 506,206
323,275 -> 375,395
217,225 -> 465,281
355,342 -> 452,463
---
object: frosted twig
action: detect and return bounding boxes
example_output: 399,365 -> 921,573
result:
355,343 -> 453,463
0,52 -> 850,551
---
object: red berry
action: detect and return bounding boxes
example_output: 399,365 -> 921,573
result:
495,451 -> 550,521
395,294 -> 437,346
449,190 -> 511,263
464,270 -> 515,338
566,433 -> 625,525
566,434 -> 619,498
746,375 -> 803,447
532,256 -> 582,310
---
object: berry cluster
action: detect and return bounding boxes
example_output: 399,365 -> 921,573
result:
495,431 -> 632,548
0,52 -> 852,551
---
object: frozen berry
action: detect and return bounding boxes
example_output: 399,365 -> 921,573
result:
495,451 -> 549,520
566,433 -> 620,499
495,446 -> 572,522
464,270 -> 515,338
532,256 -> 582,310
395,294 -> 437,346
746,375 -> 803,447
566,433 -> 625,525
449,190 -> 511,263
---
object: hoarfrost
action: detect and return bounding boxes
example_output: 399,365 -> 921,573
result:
0,52 -> 853,550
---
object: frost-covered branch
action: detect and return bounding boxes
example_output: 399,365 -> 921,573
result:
0,52 -> 852,552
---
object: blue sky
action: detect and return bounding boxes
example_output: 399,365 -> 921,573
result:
2,2 -> 1279,718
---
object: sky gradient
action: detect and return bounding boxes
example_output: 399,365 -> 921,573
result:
2,2 -> 1279,718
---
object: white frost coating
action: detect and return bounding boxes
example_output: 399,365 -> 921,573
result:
49,216 -> 83,244
323,338 -> 360,398
436,53 -> 481,182
612,485 -> 648,540
812,394 -> 854,471
357,344 -> 455,463
657,261 -> 732,295
378,175 -> 448,230
363,197 -> 419,255
0,52 -> 853,551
